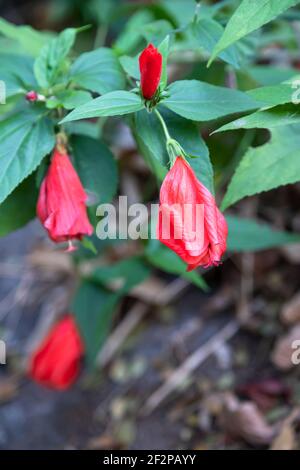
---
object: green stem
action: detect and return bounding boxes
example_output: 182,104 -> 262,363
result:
193,1 -> 201,24
154,109 -> 172,141
154,109 -> 188,165
94,24 -> 108,49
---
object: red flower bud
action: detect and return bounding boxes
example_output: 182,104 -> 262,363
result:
139,43 -> 162,100
29,315 -> 84,390
25,91 -> 38,102
37,147 -> 93,245
158,157 -> 228,271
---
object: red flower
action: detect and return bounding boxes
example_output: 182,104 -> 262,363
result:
158,157 -> 228,271
139,43 -> 162,100
37,147 -> 93,246
29,315 -> 84,390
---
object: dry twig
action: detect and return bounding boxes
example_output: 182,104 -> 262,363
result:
143,319 -> 239,415
97,278 -> 189,368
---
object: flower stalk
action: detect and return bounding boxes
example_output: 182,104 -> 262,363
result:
154,109 -> 188,166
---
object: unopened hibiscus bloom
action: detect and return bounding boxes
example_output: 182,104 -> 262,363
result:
37,145 -> 93,249
158,157 -> 227,271
29,315 -> 84,390
139,43 -> 162,100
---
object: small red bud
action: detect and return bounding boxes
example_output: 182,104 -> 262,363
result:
26,91 -> 39,102
139,44 -> 163,100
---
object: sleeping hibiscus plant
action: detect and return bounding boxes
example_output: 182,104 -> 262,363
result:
1,0 -> 300,388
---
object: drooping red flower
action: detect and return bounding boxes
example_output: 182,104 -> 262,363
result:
29,315 -> 84,390
37,146 -> 93,246
139,43 -> 162,100
158,157 -> 228,271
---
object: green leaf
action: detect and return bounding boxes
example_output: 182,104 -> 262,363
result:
0,108 -> 55,204
46,90 -> 92,110
247,84 -> 296,106
0,54 -> 36,97
64,122 -> 100,140
145,242 -> 208,290
113,10 -> 154,55
246,65 -> 298,86
73,257 -> 150,365
222,126 -> 300,210
91,257 -> 150,294
60,91 -> 144,123
227,215 -> 300,252
141,20 -> 173,46
191,18 -> 240,68
34,28 -> 76,88
71,135 -> 118,206
119,54 -> 140,80
158,35 -> 169,90
70,48 -> 125,95
132,108 -> 214,193
61,91 -> 93,109
214,104 -> 300,132
0,18 -> 51,56
73,280 -> 120,366
208,0 -> 300,66
0,72 -> 24,99
162,80 -> 264,122
0,174 -> 38,237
